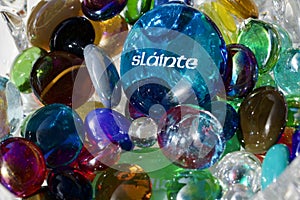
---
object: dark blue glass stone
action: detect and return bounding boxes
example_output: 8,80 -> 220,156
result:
85,108 -> 134,151
24,104 -> 84,168
291,128 -> 300,161
47,168 -> 93,200
120,3 -> 227,117
50,17 -> 95,58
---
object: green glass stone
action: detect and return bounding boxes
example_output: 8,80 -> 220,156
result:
255,72 -> 276,88
286,97 -> 300,127
273,48 -> 300,97
123,0 -> 153,25
227,97 -> 243,111
238,19 -> 281,74
221,133 -> 241,158
166,169 -> 222,200
10,47 -> 47,93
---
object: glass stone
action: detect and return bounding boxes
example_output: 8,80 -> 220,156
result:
0,77 -> 23,140
238,86 -> 287,154
10,47 -> 47,93
237,19 -> 281,74
84,108 -> 134,151
93,163 -> 152,200
75,100 -> 104,120
272,23 -> 293,54
261,144 -> 290,190
291,128 -> 300,161
157,105 -> 225,169
0,137 -> 46,198
123,0 -> 152,25
274,48 -> 300,97
286,97 -> 300,127
81,0 -> 127,21
212,151 -> 262,193
23,187 -> 56,200
50,17 -> 95,58
128,117 -> 158,148
154,0 -> 192,7
166,169 -> 222,200
254,72 -> 276,88
222,184 -> 255,200
217,0 -> 259,19
120,3 -> 227,117
24,104 -> 85,168
83,44 -> 121,108
47,168 -> 93,200
26,0 -> 82,50
30,51 -> 94,109
221,133 -> 241,158
91,15 -> 129,58
277,127 -> 294,155
222,43 -> 258,99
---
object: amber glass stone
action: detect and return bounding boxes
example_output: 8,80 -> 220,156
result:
238,86 -> 287,154
217,0 -> 259,19
27,0 -> 82,50
30,51 -> 94,109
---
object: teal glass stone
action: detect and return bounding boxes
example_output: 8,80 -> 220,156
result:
166,169 -> 222,200
272,23 -> 293,54
274,48 -> 300,97
261,144 -> 290,190
238,18 -> 281,74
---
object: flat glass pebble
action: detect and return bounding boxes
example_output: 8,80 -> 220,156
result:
124,0 -> 152,25
85,108 -> 133,151
50,17 -> 95,58
157,105 -> 225,169
222,43 -> 258,99
24,104 -> 85,168
272,23 -> 293,54
238,86 -> 287,154
30,51 -> 94,109
81,0 -> 127,21
121,3 -> 227,117
83,44 -> 121,108
0,76 -> 23,140
91,15 -> 129,57
93,163 -> 152,200
166,169 -> 222,200
128,117 -> 158,148
291,128 -> 300,161
10,47 -> 47,93
217,0 -> 259,19
26,0 -> 82,50
274,48 -> 300,97
238,19 -> 281,74
0,137 -> 46,198
212,151 -> 262,193
286,97 -> 300,127
47,168 -> 93,200
261,144 -> 290,189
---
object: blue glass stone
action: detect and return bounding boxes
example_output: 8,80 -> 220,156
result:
85,108 -> 133,151
47,168 -> 93,200
204,101 -> 239,141
157,105 -> 225,169
84,44 -> 121,108
120,3 -> 227,117
274,48 -> 300,97
291,128 -> 300,161
24,104 -> 85,168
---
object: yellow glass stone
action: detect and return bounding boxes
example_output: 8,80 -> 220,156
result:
75,100 -> 104,120
198,1 -> 238,44
217,0 -> 259,19
92,15 -> 129,58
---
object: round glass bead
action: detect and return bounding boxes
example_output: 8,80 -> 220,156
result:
237,19 -> 281,74
30,51 -> 94,109
0,137 -> 46,198
120,3 -> 227,116
47,168 -> 93,200
93,163 -> 152,200
212,151 -> 262,193
24,104 -> 85,168
157,105 -> 225,169
81,0 -> 127,21
221,43 -> 258,99
166,169 -> 222,199
26,0 -> 82,50
84,108 -> 133,151
238,86 -> 287,154
274,48 -> 300,97
50,17 -> 95,58
10,47 -> 47,93
128,117 -> 158,148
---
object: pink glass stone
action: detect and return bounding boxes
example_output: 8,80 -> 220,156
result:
0,137 -> 46,198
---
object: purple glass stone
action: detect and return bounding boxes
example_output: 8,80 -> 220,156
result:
81,0 -> 127,21
291,128 -> 300,161
0,137 -> 46,198
85,108 -> 133,151
221,44 -> 258,99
